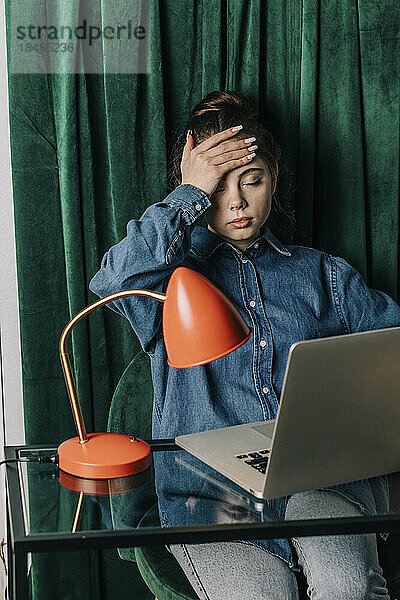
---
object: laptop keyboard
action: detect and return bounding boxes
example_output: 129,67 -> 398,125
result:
235,449 -> 270,474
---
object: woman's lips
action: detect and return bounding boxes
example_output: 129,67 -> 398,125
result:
229,218 -> 252,228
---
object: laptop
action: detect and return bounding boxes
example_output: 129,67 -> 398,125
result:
175,326 -> 400,499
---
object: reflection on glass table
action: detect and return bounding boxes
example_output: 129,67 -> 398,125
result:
17,446 -> 400,536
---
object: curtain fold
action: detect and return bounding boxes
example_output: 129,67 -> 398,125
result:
5,1 -> 399,598
357,1 -> 399,296
296,0 -> 319,246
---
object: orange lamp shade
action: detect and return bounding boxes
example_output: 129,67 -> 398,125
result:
163,267 -> 251,368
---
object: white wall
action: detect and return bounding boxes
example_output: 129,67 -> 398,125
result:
0,0 -> 25,594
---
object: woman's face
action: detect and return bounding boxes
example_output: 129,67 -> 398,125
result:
205,156 -> 276,251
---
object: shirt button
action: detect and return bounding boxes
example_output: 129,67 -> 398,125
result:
249,300 -> 256,308
178,229 -> 183,236
195,203 -> 202,211
260,339 -> 266,347
254,242 -> 259,249
263,386 -> 269,395
242,259 -> 248,264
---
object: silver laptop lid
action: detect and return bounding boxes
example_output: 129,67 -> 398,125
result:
263,326 -> 400,498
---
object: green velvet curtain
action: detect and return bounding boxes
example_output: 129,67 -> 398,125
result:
5,0 -> 399,598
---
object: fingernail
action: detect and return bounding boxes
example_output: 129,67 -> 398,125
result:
244,137 -> 256,143
231,125 -> 243,132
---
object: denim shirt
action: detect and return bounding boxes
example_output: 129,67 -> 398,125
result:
89,183 -> 400,569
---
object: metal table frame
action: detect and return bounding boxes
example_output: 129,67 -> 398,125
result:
5,442 -> 400,600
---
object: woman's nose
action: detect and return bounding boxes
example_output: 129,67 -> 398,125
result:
228,193 -> 247,211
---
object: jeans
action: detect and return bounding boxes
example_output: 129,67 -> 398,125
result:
170,489 -> 390,599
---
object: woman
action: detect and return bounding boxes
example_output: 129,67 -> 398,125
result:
89,90 -> 399,598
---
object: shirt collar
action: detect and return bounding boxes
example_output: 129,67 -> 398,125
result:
191,222 -> 292,258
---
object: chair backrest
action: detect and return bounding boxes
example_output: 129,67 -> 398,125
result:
107,350 -> 154,440
107,350 -> 155,563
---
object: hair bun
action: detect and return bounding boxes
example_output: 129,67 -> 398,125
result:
191,90 -> 257,120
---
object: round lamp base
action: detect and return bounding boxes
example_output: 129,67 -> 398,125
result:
58,432 -> 151,479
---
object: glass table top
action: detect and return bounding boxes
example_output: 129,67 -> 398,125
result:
15,445 -> 400,538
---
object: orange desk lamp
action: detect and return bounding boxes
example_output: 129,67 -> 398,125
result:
58,266 -> 251,480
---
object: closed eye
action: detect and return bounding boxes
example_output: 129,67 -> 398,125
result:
245,178 -> 263,186
215,178 -> 263,193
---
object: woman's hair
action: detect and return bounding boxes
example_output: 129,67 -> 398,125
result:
167,90 -> 294,229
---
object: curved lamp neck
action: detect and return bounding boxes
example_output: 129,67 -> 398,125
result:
59,289 -> 166,444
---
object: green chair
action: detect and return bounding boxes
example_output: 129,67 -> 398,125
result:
108,350 -> 400,600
